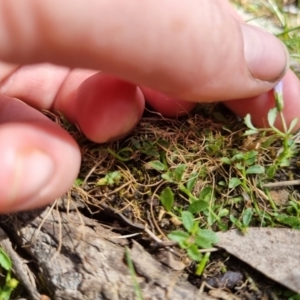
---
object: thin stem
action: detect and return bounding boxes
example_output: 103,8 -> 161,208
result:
195,252 -> 210,276
279,112 -> 288,133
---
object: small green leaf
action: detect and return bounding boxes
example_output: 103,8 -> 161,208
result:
288,117 -> 299,134
244,114 -> 257,130
181,211 -> 194,233
159,187 -> 174,212
168,230 -> 190,245
244,151 -> 258,165
207,210 -> 216,227
199,187 -> 213,202
161,171 -> 174,182
188,200 -> 209,214
0,249 -> 12,271
266,165 -> 277,178
147,160 -> 166,171
243,129 -> 259,136
276,214 -> 300,228
228,177 -> 242,189
96,178 -> 108,186
0,286 -> 14,300
74,178 -> 83,186
235,163 -> 244,170
230,215 -> 244,231
242,208 -> 253,227
220,157 -> 231,165
106,171 -> 122,185
232,153 -> 244,162
157,139 -> 170,148
279,158 -> 291,167
187,244 -> 202,262
131,138 -> 141,149
96,171 -> 122,186
245,165 -> 265,175
174,164 -> 186,182
186,172 -> 198,191
219,208 -> 229,218
267,107 -> 278,127
195,229 -> 219,249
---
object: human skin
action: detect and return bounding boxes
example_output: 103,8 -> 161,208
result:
0,0 -> 299,212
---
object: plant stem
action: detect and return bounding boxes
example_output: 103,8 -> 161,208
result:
195,252 -> 210,276
279,111 -> 288,133
125,247 -> 144,300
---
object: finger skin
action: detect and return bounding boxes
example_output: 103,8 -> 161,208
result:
0,95 -> 81,212
0,63 -> 70,109
1,64 -> 300,133
0,0 -> 286,101
75,73 -> 145,143
141,87 -> 197,117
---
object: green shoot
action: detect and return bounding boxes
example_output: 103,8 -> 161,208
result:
0,248 -> 19,300
168,211 -> 218,275
125,247 -> 144,300
244,81 -> 298,178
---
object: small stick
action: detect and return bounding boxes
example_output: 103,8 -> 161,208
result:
262,179 -> 300,188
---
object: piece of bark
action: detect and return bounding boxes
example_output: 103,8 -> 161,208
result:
1,207 -> 213,300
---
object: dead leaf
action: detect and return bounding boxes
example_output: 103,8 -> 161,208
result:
216,228 -> 300,293
269,189 -> 290,206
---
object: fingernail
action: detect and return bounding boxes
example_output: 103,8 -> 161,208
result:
241,24 -> 289,82
11,150 -> 54,206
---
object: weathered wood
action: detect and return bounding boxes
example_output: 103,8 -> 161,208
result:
1,207 -> 212,300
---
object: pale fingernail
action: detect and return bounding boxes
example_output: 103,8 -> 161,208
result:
241,24 -> 289,82
10,150 -> 54,206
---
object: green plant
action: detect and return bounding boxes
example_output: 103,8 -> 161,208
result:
230,207 -> 254,233
125,247 -> 144,300
244,81 -> 298,178
168,211 -> 218,275
221,150 -> 265,191
96,170 -> 122,186
0,248 -> 18,300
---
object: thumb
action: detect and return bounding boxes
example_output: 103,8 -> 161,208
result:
0,0 -> 288,101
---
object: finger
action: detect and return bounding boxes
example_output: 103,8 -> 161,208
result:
141,86 -> 197,117
0,63 -> 98,122
0,95 -> 80,212
74,72 -> 145,143
0,63 -> 70,109
0,0 -> 288,101
0,65 -> 144,142
0,61 -> 18,79
225,69 -> 300,131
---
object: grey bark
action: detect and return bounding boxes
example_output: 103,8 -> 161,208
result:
0,207 -> 212,300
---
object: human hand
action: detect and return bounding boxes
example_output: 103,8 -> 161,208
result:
0,0 -> 299,212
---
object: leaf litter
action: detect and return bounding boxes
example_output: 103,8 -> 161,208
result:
217,228 -> 300,293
